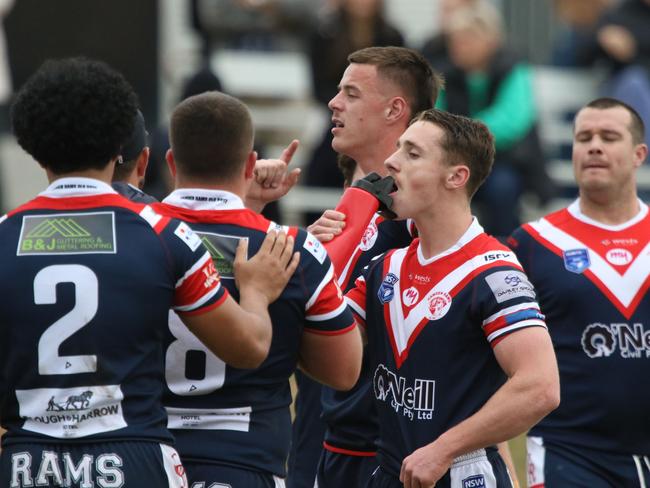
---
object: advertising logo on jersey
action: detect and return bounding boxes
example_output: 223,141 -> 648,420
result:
605,248 -> 633,266
15,385 -> 127,438
378,273 -> 399,304
408,273 -> 431,284
563,248 -> 591,274
462,475 -> 486,488
373,364 -> 435,421
18,212 -> 116,256
485,271 -> 535,304
359,220 -> 379,251
581,322 -> 650,359
304,232 -> 327,264
402,287 -> 420,307
174,222 -> 202,252
425,291 -> 452,320
196,231 -> 243,278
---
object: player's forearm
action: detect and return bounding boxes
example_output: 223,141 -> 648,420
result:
432,371 -> 559,462
236,289 -> 274,365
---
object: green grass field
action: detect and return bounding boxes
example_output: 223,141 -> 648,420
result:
509,434 -> 528,486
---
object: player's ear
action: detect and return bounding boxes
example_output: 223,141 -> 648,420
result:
136,147 -> 150,179
165,149 -> 177,179
243,150 -> 257,180
445,164 -> 470,190
385,97 -> 408,124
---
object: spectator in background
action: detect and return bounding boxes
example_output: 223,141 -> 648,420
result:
302,0 -> 404,224
432,1 -> 554,237
190,0 -> 319,56
420,0 -> 477,73
573,0 -> 650,145
550,0 -> 613,67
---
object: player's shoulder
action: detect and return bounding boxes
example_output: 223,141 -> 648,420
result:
295,228 -> 329,266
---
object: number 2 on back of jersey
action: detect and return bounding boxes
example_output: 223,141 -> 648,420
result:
34,264 -> 99,375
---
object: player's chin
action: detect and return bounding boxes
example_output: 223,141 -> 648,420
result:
390,199 -> 409,220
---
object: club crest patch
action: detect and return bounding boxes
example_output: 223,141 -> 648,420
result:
359,220 -> 379,251
563,248 -> 590,274
425,291 -> 452,320
377,273 -> 399,304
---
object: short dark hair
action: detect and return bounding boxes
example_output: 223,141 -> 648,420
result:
113,110 -> 148,182
348,46 -> 443,117
170,91 -> 253,181
578,97 -> 646,145
411,109 -> 495,198
11,57 -> 138,174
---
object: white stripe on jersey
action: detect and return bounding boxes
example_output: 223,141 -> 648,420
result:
175,251 -> 212,288
0,214 -> 7,224
166,406 -> 252,431
139,205 -> 163,228
174,283 -> 222,313
345,296 -> 366,320
482,302 -> 542,327
305,264 -> 335,311
530,218 -> 650,308
486,319 -> 547,343
306,300 -> 349,322
387,249 -> 522,355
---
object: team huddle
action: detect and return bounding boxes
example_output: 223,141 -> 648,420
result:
0,45 -> 648,488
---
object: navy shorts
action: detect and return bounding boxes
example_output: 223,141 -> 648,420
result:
528,436 -> 650,487
286,371 -> 325,488
365,448 -> 512,488
315,448 -> 377,488
0,440 -> 187,487
184,462 -> 285,488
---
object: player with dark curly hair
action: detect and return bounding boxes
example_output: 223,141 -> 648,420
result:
11,57 -> 138,173
0,57 -> 299,487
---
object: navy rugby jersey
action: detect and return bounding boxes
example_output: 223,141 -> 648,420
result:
346,219 -> 546,477
156,189 -> 356,477
321,214 -> 415,454
509,199 -> 650,455
0,178 -> 226,446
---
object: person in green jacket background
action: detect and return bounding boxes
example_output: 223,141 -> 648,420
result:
424,0 -> 554,237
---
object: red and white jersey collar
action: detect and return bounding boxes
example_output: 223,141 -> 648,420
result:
163,189 -> 245,211
39,177 -> 118,198
416,217 -> 484,266
567,198 -> 648,231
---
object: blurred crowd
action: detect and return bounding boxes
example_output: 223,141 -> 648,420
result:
2,0 -> 650,237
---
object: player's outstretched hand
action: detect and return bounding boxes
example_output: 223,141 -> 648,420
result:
246,140 -> 301,212
234,230 -> 300,304
400,442 -> 453,488
307,209 -> 346,243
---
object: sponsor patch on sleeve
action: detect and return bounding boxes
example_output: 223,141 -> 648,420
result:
485,270 -> 535,303
174,222 -> 202,252
303,232 -> 327,264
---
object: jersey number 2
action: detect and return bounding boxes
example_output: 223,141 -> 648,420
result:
35,264 -> 99,375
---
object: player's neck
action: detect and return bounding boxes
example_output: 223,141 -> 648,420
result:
415,205 -> 473,260
357,129 -> 405,177
578,189 -> 640,225
46,165 -> 115,185
174,177 -> 245,199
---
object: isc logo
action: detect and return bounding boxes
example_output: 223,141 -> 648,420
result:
463,474 -> 486,487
